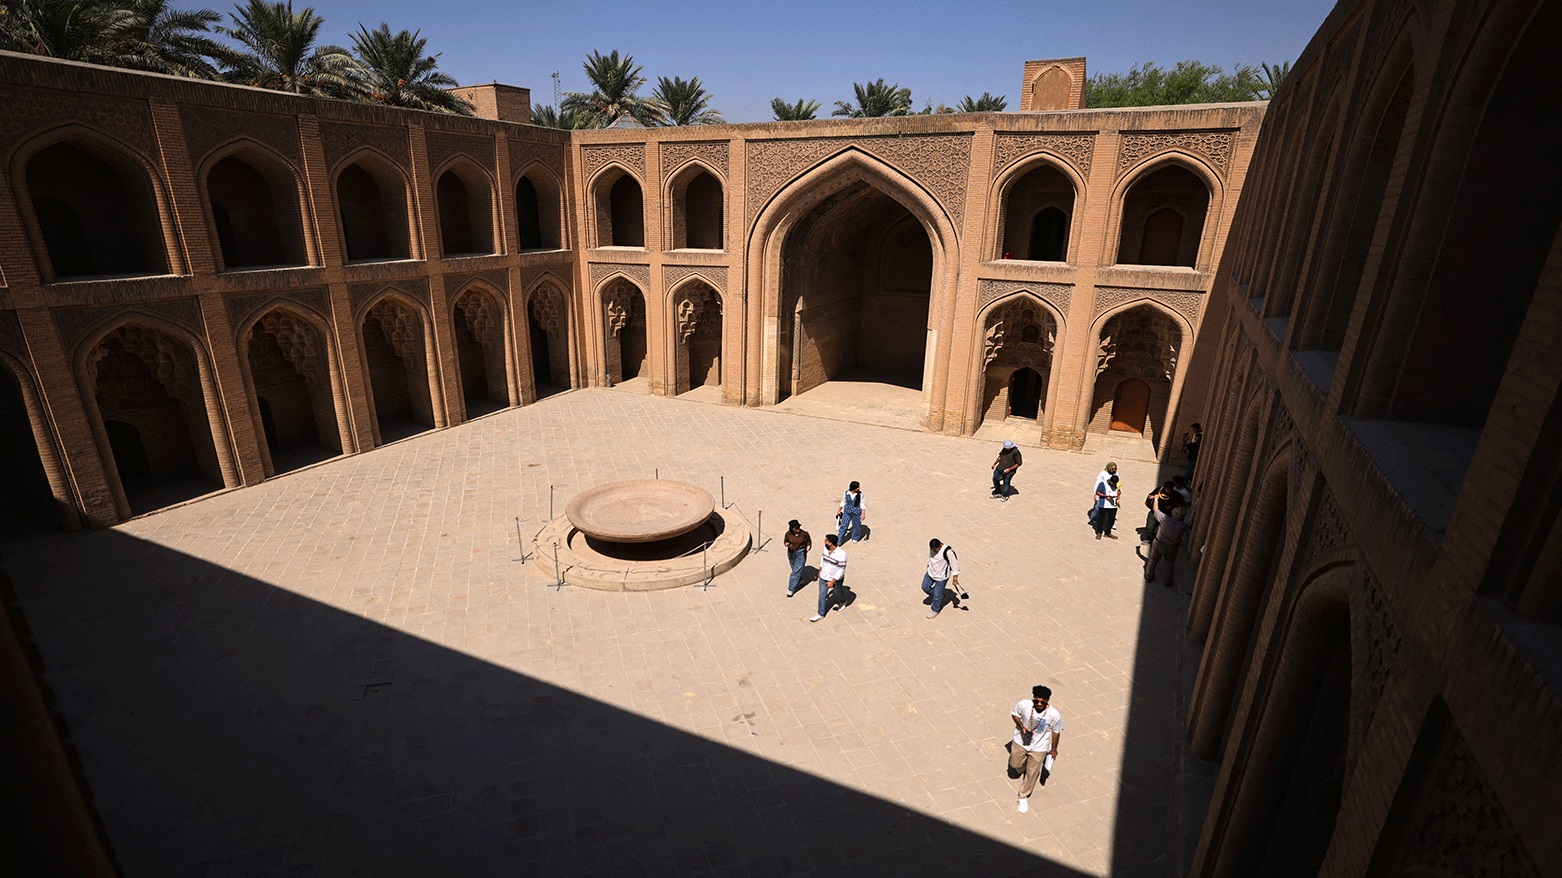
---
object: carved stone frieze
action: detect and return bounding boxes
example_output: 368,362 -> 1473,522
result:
1092,287 -> 1203,324
319,122 -> 410,169
225,288 -> 330,330
977,280 -> 1071,314
664,265 -> 727,295
424,129 -> 495,172
349,279 -> 429,316
55,299 -> 204,351
180,107 -> 301,166
588,262 -> 650,291
0,88 -> 155,158
582,143 -> 647,180
661,141 -> 730,178
992,133 -> 1095,177
1117,130 -> 1237,177
745,134 -> 972,229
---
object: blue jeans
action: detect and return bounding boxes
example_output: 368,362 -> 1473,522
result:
787,548 -> 806,594
921,573 -> 948,613
837,509 -> 861,543
819,577 -> 840,616
993,467 -> 1015,497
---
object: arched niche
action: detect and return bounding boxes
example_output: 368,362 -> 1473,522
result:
592,167 -> 645,247
451,285 -> 510,415
999,162 -> 1075,261
24,139 -> 170,280
670,279 -> 723,395
1089,304 -> 1184,442
976,296 -> 1059,430
334,153 -> 413,262
242,307 -> 342,474
1115,163 -> 1211,267
435,160 -> 496,257
669,165 -> 724,250
360,296 -> 436,442
515,167 -> 563,251
601,278 -> 648,384
526,281 -> 570,396
202,145 -> 309,270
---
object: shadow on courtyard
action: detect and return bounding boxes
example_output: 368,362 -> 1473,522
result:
4,530 -> 1110,876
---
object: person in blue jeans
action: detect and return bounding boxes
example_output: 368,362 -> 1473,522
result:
783,519 -> 812,597
811,533 -> 847,622
921,538 -> 961,619
837,481 -> 865,543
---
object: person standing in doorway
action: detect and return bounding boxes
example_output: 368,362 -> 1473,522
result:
921,538 -> 960,619
812,533 -> 847,622
837,481 -> 865,544
1144,493 -> 1191,588
784,519 -> 812,597
1094,474 -> 1121,540
1182,423 -> 1203,483
1008,685 -> 1064,813
992,440 -> 1023,501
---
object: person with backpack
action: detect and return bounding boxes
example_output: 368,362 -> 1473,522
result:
922,538 -> 961,619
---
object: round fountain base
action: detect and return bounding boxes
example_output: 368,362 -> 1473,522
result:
532,511 -> 752,591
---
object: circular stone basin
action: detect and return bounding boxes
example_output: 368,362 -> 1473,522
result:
565,479 -> 716,543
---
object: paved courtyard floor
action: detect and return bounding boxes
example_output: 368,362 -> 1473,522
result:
5,388 -> 1204,877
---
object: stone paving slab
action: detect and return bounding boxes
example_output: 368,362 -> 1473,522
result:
5,388 -> 1200,877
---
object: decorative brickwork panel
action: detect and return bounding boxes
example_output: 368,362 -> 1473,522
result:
1117,131 -> 1238,178
1092,287 -> 1202,325
0,88 -> 154,157
319,122 -> 410,169
349,279 -> 429,316
180,107 -> 301,166
425,129 -> 495,172
589,262 -> 650,291
225,288 -> 331,329
745,135 -> 972,229
509,139 -> 566,177
661,141 -> 730,179
664,265 -> 727,295
977,280 -> 1072,315
992,133 -> 1095,178
55,300 -> 204,351
582,144 -> 646,180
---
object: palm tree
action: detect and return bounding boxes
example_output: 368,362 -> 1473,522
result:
218,0 -> 362,98
1257,61 -> 1291,100
530,104 -> 594,129
559,50 -> 667,128
350,23 -> 469,114
117,0 -> 228,78
957,92 -> 1007,112
0,0 -> 139,63
831,79 -> 912,118
771,97 -> 820,121
653,75 -> 723,125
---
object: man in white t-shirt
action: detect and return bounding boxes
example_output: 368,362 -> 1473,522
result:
1008,685 -> 1064,813
811,533 -> 847,622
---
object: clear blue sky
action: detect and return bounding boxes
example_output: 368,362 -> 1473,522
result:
314,0 -> 1339,123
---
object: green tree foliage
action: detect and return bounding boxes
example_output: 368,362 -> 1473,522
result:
832,79 -> 912,118
771,97 -> 820,121
531,104 -> 595,129
351,23 -> 470,114
653,75 -> 723,125
957,92 -> 1007,112
560,49 -> 667,128
218,0 -> 362,98
1086,60 -> 1273,108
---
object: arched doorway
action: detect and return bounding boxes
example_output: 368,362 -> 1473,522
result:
779,183 -> 932,398
245,309 -> 340,474
1009,368 -> 1043,419
672,281 -> 722,395
602,279 -> 647,385
527,284 -> 569,397
89,326 -> 222,513
205,151 -> 307,269
1110,378 -> 1150,432
0,367 -> 60,530
1116,164 -> 1210,267
361,298 -> 435,443
452,289 -> 509,416
335,157 -> 412,261
26,141 -> 168,279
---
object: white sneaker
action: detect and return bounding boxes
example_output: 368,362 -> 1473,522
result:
1017,797 -> 1029,813
809,614 -> 822,622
